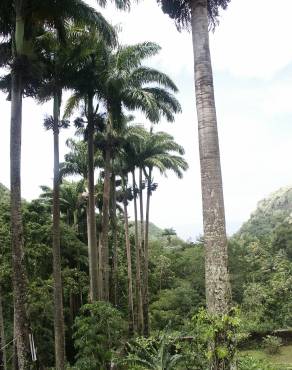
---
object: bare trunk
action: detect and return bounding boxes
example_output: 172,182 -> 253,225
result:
101,141 -> 111,301
123,192 -> 134,335
132,171 -> 144,334
191,0 -> 231,318
143,170 -> 152,336
98,231 -> 103,300
10,10 -> 30,367
0,286 -> 6,370
87,94 -> 99,301
191,7 -> 233,368
52,93 -> 66,369
110,174 -> 118,306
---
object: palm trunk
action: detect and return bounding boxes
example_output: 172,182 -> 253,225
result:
0,286 -> 6,370
52,92 -> 66,369
110,174 -> 118,306
132,171 -> 144,334
191,0 -> 231,318
122,187 -> 135,335
87,94 -> 99,301
143,170 -> 152,336
10,9 -> 30,368
101,136 -> 111,301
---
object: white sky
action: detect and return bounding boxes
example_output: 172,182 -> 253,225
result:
1,0 -> 292,240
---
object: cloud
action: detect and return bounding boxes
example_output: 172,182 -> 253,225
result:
210,0 -> 292,79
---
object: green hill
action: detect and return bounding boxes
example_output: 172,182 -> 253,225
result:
0,183 -> 10,204
237,186 -> 292,239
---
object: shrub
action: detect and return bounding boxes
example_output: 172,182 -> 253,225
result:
238,355 -> 277,370
262,335 -> 282,355
73,302 -> 125,370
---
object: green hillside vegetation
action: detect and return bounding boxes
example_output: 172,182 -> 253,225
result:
1,183 -> 291,368
0,183 -> 10,204
237,186 -> 292,239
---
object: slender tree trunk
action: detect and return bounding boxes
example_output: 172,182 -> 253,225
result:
0,286 -> 6,370
122,190 -> 134,335
143,170 -> 152,336
10,9 -> 30,368
191,8 -> 233,366
191,0 -> 231,318
110,174 -> 118,306
132,171 -> 144,334
98,231 -> 103,298
101,136 -> 111,301
52,93 -> 66,369
87,94 -> 99,301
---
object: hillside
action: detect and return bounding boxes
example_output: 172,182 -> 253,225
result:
0,183 -> 9,204
237,186 -> 292,239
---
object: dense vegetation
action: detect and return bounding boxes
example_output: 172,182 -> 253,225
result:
1,183 -> 292,368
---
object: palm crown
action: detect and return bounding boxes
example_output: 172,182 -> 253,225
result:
157,0 -> 231,30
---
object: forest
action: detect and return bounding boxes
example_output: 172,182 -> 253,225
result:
0,0 -> 292,370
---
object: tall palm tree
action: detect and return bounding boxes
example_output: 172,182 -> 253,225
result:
65,40 -> 181,301
39,23 -> 115,369
120,178 -> 135,335
1,0 -> 115,366
60,134 -> 104,300
157,0 -> 232,319
101,43 -> 182,302
130,129 -> 188,335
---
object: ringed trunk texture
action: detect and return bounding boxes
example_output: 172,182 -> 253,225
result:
10,12 -> 31,366
101,140 -> 111,301
191,0 -> 231,315
0,286 -> 6,370
139,168 -> 149,336
143,171 -> 152,336
123,196 -> 135,335
52,94 -> 66,369
87,95 -> 99,301
110,174 -> 118,306
132,171 -> 144,334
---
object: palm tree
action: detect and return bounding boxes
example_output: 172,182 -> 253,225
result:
157,0 -> 232,319
136,129 -> 188,335
60,135 -> 104,300
65,40 -> 181,301
103,43 -> 182,302
120,179 -> 135,335
0,1 -> 115,366
113,123 -> 148,333
39,23 -> 115,369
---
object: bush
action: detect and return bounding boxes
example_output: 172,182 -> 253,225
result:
238,355 -> 277,370
73,302 -> 126,370
263,335 -> 282,355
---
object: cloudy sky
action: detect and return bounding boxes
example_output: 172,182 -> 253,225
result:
0,0 -> 292,240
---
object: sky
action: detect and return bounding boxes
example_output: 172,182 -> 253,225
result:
0,0 -> 292,240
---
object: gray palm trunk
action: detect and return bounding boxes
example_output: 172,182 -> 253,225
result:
87,95 -> 99,301
143,169 -> 152,336
132,170 -> 144,334
10,9 -> 31,367
110,174 -> 118,306
139,168 -> 149,336
101,126 -> 111,301
52,93 -> 66,369
0,286 -> 6,370
190,0 -> 231,316
122,190 -> 135,335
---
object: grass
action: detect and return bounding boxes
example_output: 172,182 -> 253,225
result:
241,344 -> 292,369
